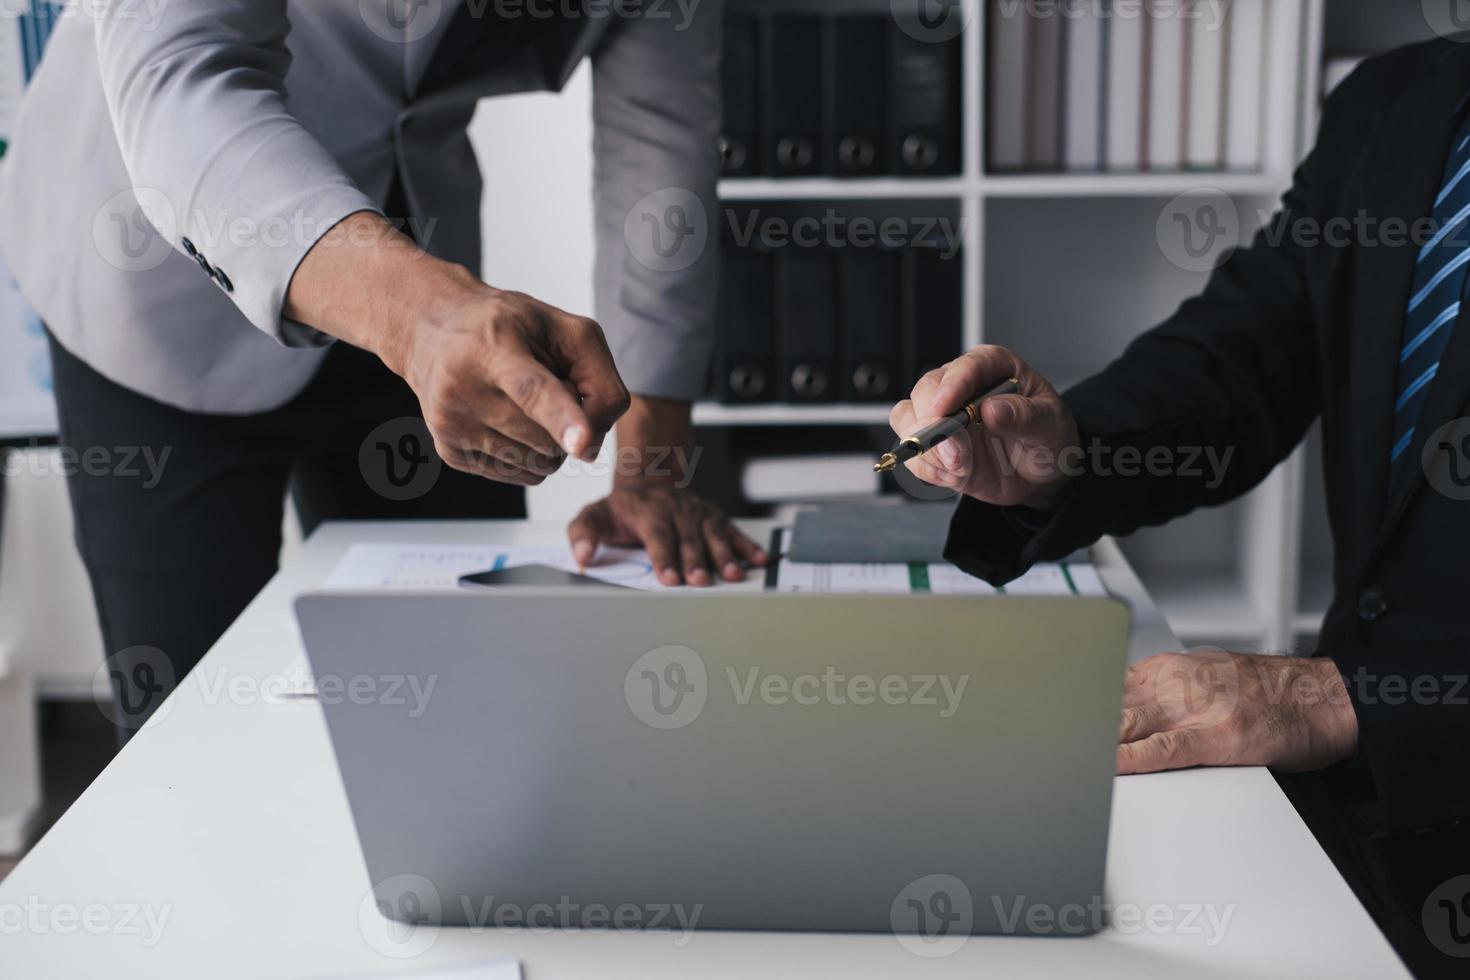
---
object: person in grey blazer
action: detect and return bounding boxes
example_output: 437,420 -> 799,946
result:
0,0 -> 761,733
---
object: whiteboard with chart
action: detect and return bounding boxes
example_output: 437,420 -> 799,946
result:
0,1 -> 61,440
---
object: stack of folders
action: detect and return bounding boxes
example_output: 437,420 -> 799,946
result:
711,201 -> 963,406
722,0 -> 963,179
987,0 -> 1270,173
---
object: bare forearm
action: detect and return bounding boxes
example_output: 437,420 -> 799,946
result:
615,395 -> 695,486
283,211 -> 482,374
282,210 -> 628,473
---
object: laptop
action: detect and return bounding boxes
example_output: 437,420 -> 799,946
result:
295,590 -> 1129,938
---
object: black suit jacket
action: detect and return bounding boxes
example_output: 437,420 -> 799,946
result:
946,40 -> 1470,838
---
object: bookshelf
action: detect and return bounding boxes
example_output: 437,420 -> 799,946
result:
700,0 -> 1435,652
707,0 -> 1305,434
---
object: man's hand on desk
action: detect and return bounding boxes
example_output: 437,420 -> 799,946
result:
568,395 -> 767,587
889,345 -> 1079,509
286,212 -> 630,484
1117,651 -> 1359,775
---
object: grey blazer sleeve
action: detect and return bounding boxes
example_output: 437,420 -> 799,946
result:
591,0 -> 724,402
94,0 -> 380,346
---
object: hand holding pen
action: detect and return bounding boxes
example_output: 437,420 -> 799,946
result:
885,346 -> 1080,510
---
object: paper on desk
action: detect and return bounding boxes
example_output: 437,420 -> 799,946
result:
771,528 -> 1106,597
320,540 -> 1106,597
323,543 -> 682,591
773,559 -> 1105,595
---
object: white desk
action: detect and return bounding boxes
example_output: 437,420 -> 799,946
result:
0,520 -> 1408,979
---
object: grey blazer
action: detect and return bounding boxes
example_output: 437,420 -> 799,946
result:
0,0 -> 721,412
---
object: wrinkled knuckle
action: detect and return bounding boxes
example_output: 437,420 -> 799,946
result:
510,370 -> 545,408
1159,730 -> 1191,764
1119,707 -> 1139,737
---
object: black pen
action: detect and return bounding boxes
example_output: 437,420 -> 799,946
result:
874,377 -> 1022,473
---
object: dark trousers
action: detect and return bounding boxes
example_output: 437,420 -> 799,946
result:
47,332 -> 523,739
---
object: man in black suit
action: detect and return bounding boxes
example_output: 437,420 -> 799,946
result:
891,40 -> 1470,978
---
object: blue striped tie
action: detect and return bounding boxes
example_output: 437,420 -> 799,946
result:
1391,118 -> 1470,463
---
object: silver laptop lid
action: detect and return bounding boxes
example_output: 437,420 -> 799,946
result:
295,591 -> 1128,938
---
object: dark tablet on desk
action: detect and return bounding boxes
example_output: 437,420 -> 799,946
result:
458,564 -> 630,590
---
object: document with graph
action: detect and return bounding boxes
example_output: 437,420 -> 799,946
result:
768,528 -> 1107,597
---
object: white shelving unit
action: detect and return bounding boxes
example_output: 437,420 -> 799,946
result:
704,0 -> 1424,652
